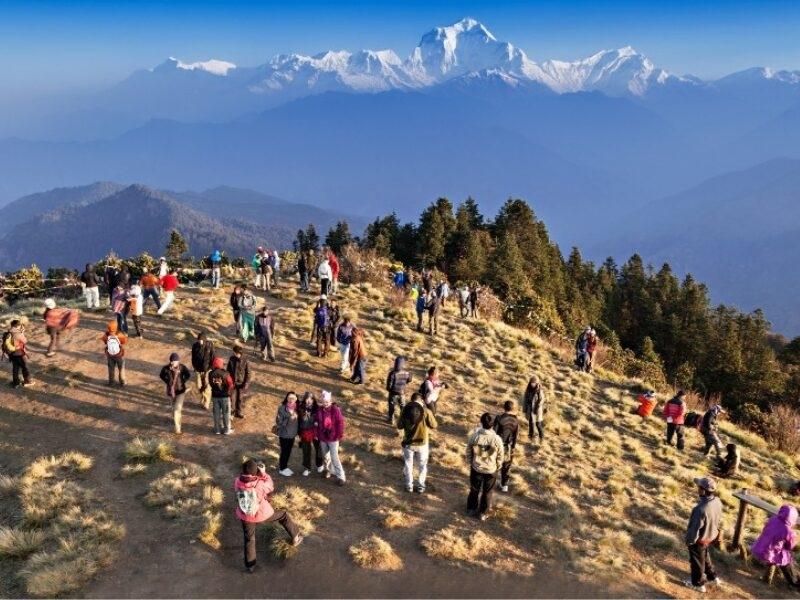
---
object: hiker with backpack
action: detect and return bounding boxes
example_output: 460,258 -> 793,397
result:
466,413 -> 504,522
349,327 -> 367,385
397,391 -> 437,493
327,298 -> 341,347
663,391 -> 687,451
191,332 -> 215,410
311,297 -> 330,358
275,392 -> 299,476
335,316 -> 354,374
316,390 -> 346,485
701,405 -> 726,459
4,320 -> 33,388
255,305 -> 276,362
585,329 -> 599,373
426,290 -> 441,336
385,356 -> 413,423
102,321 -> 127,386
44,298 -> 79,358
237,286 -> 257,343
751,504 -> 800,589
235,458 -> 303,574
298,252 -> 309,292
416,291 -> 427,332
139,271 -> 162,312
420,366 -> 448,415
209,357 -> 234,435
227,343 -> 251,420
328,250 -> 340,295
157,269 -> 179,315
80,263 -> 101,310
259,251 -> 272,292
298,392 -> 323,477
458,285 -> 470,318
522,375 -> 547,442
210,249 -> 222,289
252,248 -> 264,289
159,352 -> 191,434
684,476 -> 723,592
575,327 -> 590,372
128,282 -> 144,338
317,255 -> 333,296
111,283 -> 129,334
494,400 -> 519,493
469,285 -> 480,318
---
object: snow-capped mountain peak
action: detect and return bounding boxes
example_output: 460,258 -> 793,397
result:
163,57 -> 236,76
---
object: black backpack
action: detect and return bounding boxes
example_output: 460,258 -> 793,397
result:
1,331 -> 14,359
684,411 -> 702,429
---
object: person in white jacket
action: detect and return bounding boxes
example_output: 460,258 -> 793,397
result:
129,283 -> 144,338
317,258 -> 332,296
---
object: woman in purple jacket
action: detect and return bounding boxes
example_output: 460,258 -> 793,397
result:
751,504 -> 800,588
315,390 -> 346,486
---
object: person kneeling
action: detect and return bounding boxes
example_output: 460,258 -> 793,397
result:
751,504 -> 800,589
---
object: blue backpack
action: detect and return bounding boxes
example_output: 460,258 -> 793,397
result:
315,306 -> 329,329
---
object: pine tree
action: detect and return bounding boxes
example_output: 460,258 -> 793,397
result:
325,221 -> 353,254
417,198 -> 455,269
165,229 -> 188,263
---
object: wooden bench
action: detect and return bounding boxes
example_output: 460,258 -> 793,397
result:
731,490 -> 780,584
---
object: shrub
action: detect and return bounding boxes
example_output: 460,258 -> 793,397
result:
764,404 -> 800,454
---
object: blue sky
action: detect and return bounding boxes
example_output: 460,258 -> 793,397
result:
2,0 -> 799,96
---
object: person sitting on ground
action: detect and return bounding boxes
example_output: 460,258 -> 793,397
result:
684,477 -> 723,592
235,458 -> 303,574
663,390 -> 687,451
275,392 -> 299,477
397,392 -> 437,493
494,400 -> 519,493
102,321 -> 127,387
385,356 -> 413,423
349,327 -> 367,385
636,390 -> 657,418
466,413 -> 504,522
420,366 -> 448,415
522,375 -> 547,442
714,443 -> 740,479
751,504 -> 800,589
159,352 -> 191,434
255,305 -> 276,362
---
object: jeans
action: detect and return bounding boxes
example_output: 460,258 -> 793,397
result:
46,327 -> 60,355
213,396 -> 231,433
10,355 -> 30,386
467,468 -> 496,516
157,291 -> 174,315
351,358 -> 366,384
300,272 -> 309,292
500,458 -> 513,487
666,423 -> 685,450
688,543 -> 717,586
241,512 -> 300,568
278,436 -> 295,470
232,386 -> 246,417
84,286 -> 100,309
300,438 -> 323,470
416,311 -> 424,330
171,393 -> 185,433
320,278 -> 330,296
107,355 -> 126,384
337,343 -> 350,371
258,331 -> 275,360
703,431 -> 723,457
320,440 -> 345,482
211,267 -> 220,288
195,370 -> 211,409
316,329 -> 329,357
527,417 -> 544,440
115,311 -> 128,334
403,444 -> 429,490
388,393 -> 404,421
142,287 -> 161,310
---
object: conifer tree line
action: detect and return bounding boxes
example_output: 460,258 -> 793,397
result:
317,197 -> 799,427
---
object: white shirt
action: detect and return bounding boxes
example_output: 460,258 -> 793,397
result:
318,260 -> 332,280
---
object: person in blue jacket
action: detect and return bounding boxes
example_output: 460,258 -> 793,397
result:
210,250 -> 222,289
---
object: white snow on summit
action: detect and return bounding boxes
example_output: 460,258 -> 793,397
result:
168,57 -> 236,76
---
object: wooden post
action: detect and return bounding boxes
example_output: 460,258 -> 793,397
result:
732,497 -> 749,550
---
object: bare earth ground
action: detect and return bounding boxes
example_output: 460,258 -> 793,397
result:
0,282 -> 797,598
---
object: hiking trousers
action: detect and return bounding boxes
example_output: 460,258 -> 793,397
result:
213,395 -> 231,434
171,393 -> 185,434
258,332 -> 275,361
403,444 -> 429,491
300,438 -> 323,470
703,431 -> 723,457
131,315 -> 142,337
142,288 -> 161,310
467,468 -> 496,516
337,342 -> 350,371
194,370 -> 211,409
232,386 -> 246,417
688,543 -> 718,587
320,278 -> 330,296
527,416 -> 544,441
211,267 -> 220,288
351,358 -> 367,384
278,436 -> 295,470
46,327 -> 61,355
241,512 -> 300,568
500,458 -> 513,487
107,355 -> 126,384
320,440 -> 345,482
666,423 -> 685,450
387,393 -> 404,421
84,286 -> 100,309
10,355 -> 30,386
157,291 -> 174,315
240,313 -> 255,342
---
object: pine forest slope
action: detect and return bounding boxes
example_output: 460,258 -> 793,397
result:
0,280 -> 797,598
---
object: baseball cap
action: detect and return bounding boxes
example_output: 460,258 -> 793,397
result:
693,477 -> 717,492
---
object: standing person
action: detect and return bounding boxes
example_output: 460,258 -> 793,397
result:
191,332 -> 215,410
438,279 -> 450,307
272,251 -> 281,287
315,391 -> 346,485
208,357 -> 234,435
140,271 -> 162,312
426,289 -> 441,336
312,297 -> 330,358
397,392 -> 437,493
210,250 -> 222,289
522,376 -> 547,442
80,263 -> 100,310
421,268 -> 432,294
103,262 -> 119,306
466,413 -> 504,522
275,392 -> 299,476
158,257 -> 169,279
327,298 -> 341,349
385,356 -> 413,423
297,252 -> 309,292
117,265 -> 131,289
227,343 -> 251,420
494,401 -> 519,493
334,316 -> 354,374
585,329 -> 599,373
751,504 -> 800,589
159,353 -> 191,434
575,327 -> 590,371
328,250 -> 340,295
458,285 -> 470,318
317,255 -> 332,296
259,252 -> 272,292
111,283 -> 129,334
420,366 -> 448,415
102,321 -> 127,387
157,269 -> 179,315
255,305 -> 276,362
237,286 -> 257,343
469,285 -> 479,318
128,282 -> 144,338
701,405 -> 726,459
229,285 -> 243,333
684,477 -> 723,592
234,459 -> 303,574
416,291 -> 427,332
349,327 -> 367,385
252,248 -> 264,289
297,392 -> 322,477
663,391 -> 687,450
44,298 -> 78,358
4,320 -> 33,388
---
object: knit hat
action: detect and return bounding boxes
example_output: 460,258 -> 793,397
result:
211,357 -> 224,369
693,477 -> 717,492
169,352 -> 180,363
44,298 -> 56,309
320,390 -> 332,405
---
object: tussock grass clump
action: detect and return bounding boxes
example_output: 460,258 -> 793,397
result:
0,527 -> 47,557
124,437 -> 174,463
349,535 -> 403,571
493,502 -> 518,525
0,473 -> 17,496
20,452 -> 93,484
422,525 -> 533,574
271,486 -> 329,535
119,463 -> 148,478
374,505 -> 419,530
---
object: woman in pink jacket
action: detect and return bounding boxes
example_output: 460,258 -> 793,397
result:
315,390 -> 346,485
751,504 -> 800,588
234,459 -> 302,572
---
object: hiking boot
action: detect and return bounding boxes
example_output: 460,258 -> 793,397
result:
21,381 -> 35,387
234,412 -> 244,419
302,469 -> 310,477
684,580 -> 706,593
416,486 -> 426,494
336,478 -> 346,486
317,465 -> 325,474
501,485 -> 509,493
279,468 -> 293,477
324,471 -> 331,479
292,534 -> 304,547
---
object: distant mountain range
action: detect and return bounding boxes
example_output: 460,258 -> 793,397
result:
0,183 -> 363,271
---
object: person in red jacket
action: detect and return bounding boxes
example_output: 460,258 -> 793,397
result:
157,269 -> 180,315
234,459 -> 302,573
636,390 -> 657,419
663,390 -> 687,450
328,250 -> 340,295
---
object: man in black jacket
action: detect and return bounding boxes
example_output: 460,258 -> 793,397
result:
80,263 -> 100,310
494,400 -> 519,493
191,332 -> 215,410
159,352 -> 191,434
701,405 -> 725,458
385,356 -> 413,423
227,343 -> 251,420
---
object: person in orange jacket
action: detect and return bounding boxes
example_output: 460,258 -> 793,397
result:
636,390 -> 657,418
102,321 -> 127,386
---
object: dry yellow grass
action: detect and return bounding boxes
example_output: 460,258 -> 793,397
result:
0,527 -> 47,558
270,486 -> 330,535
349,535 -> 403,571
124,437 -> 174,463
